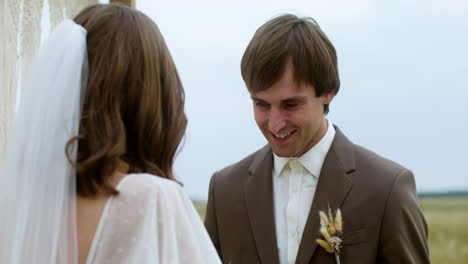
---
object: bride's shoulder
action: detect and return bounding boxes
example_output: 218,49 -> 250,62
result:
117,173 -> 182,196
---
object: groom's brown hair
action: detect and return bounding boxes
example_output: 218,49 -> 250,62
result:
68,4 -> 187,197
241,14 -> 340,114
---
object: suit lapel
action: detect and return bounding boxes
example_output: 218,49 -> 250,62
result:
295,128 -> 355,264
244,145 -> 280,264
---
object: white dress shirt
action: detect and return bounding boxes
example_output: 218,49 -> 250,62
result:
273,120 -> 336,264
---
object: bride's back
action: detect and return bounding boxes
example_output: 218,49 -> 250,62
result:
78,173 -> 213,264
76,172 -> 125,264
76,189 -> 109,264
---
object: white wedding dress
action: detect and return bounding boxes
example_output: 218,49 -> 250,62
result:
86,173 -> 220,264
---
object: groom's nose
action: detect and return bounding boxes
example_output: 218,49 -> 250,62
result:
268,108 -> 286,133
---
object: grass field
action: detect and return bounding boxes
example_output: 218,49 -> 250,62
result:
194,197 -> 468,263
420,197 -> 468,263
194,201 -> 207,221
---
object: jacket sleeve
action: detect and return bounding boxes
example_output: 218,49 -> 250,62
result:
205,173 -> 223,259
378,169 -> 430,263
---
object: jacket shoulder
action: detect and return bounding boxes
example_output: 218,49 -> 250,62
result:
349,143 -> 415,196
353,144 -> 408,176
211,145 -> 271,186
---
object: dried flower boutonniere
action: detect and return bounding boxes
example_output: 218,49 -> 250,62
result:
316,206 -> 343,264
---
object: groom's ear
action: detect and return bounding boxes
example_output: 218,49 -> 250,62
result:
322,92 -> 335,104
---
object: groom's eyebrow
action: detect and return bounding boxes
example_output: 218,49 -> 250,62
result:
282,96 -> 306,102
250,95 -> 306,103
250,96 -> 266,102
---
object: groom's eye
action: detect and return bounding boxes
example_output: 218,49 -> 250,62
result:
283,101 -> 300,110
285,103 -> 298,109
254,101 -> 269,109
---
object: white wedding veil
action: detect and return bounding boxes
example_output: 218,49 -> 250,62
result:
0,20 -> 87,264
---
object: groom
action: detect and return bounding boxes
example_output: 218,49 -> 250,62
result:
204,14 -> 430,264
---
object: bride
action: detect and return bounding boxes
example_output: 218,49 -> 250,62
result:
0,4 -> 220,264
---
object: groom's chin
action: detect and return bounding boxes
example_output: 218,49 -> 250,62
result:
271,146 -> 293,158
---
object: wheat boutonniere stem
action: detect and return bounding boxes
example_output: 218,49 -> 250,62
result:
335,252 -> 341,264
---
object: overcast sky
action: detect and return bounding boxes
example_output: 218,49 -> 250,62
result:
98,0 -> 466,199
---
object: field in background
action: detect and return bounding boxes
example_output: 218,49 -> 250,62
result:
194,196 -> 468,263
193,201 -> 207,221
420,197 -> 468,263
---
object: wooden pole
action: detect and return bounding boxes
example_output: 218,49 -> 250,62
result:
110,0 -> 135,8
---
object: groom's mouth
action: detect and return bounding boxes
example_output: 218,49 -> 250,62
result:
270,130 -> 295,144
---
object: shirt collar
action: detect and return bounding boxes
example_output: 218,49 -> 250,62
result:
273,155 -> 290,178
273,119 -> 336,178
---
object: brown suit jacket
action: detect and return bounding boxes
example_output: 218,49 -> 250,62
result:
205,127 -> 430,263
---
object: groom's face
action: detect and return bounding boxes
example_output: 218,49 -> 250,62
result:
251,63 -> 334,157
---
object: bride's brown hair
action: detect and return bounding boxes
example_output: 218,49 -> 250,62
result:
67,4 -> 187,197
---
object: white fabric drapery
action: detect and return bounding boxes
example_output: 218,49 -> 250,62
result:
0,0 -> 21,161
0,0 -> 98,161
